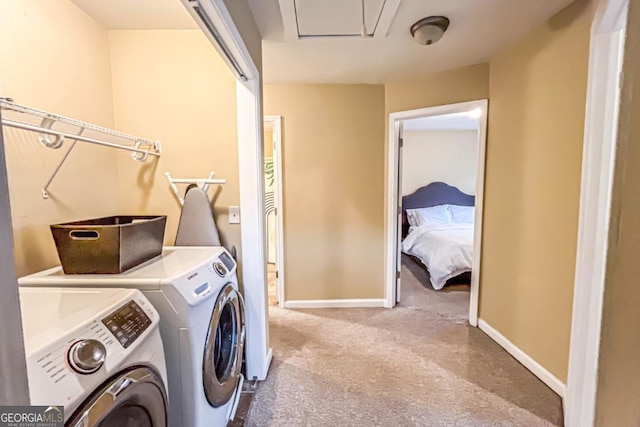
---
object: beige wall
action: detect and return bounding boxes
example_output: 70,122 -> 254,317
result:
480,1 -> 592,382
264,84 -> 385,300
402,130 -> 478,196
595,0 -> 640,423
385,63 -> 490,115
0,0 -> 120,277
109,30 -> 241,259
264,128 -> 274,157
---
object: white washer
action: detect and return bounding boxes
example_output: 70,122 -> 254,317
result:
20,246 -> 245,427
20,287 -> 168,426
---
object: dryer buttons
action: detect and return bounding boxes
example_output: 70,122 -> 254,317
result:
213,262 -> 227,277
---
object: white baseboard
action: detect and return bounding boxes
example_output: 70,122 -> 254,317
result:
478,319 -> 566,398
283,299 -> 386,309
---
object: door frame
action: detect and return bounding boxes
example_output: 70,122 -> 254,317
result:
184,0 -> 272,381
264,115 -> 286,308
385,99 -> 488,328
565,0 -> 628,424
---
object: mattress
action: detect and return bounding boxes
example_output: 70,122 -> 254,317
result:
401,223 -> 474,290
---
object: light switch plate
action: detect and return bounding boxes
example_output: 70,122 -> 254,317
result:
229,206 -> 240,224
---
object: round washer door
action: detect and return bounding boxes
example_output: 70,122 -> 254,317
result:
203,283 -> 246,407
66,366 -> 168,427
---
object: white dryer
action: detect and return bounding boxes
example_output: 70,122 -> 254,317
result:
20,287 -> 168,426
20,246 -> 245,427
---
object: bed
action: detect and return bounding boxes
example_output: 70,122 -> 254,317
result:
401,182 -> 475,290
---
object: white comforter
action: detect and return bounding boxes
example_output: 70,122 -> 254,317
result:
401,223 -> 474,290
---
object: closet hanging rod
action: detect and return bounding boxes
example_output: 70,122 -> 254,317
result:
0,98 -> 161,149
2,119 -> 161,158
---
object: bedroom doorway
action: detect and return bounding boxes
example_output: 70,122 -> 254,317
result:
385,100 -> 488,327
264,116 -> 285,307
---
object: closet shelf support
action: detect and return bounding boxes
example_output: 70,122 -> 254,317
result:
41,127 -> 84,199
0,98 -> 162,199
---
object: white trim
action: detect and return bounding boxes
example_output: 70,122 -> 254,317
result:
284,299 -> 386,309
236,79 -> 270,381
279,0 -> 401,39
181,0 -> 257,80
263,348 -> 273,377
385,100 -> 488,328
468,100 -> 488,327
565,0 -> 628,426
264,115 -> 286,309
478,319 -> 566,398
278,0 -> 298,40
395,120 -> 404,303
188,0 -> 271,381
372,0 -> 402,38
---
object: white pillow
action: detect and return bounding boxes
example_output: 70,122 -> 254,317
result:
450,205 -> 475,224
406,210 -> 420,227
406,205 -> 453,227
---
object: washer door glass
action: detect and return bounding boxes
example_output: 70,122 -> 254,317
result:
203,283 -> 246,407
97,403 -> 152,426
66,366 -> 168,427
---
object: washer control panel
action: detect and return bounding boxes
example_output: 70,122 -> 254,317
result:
102,301 -> 152,349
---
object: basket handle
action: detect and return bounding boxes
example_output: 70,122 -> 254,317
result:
69,230 -> 100,240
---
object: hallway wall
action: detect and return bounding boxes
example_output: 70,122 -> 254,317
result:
264,84 -> 385,301
595,0 -> 640,422
480,1 -> 592,382
384,63 -> 490,114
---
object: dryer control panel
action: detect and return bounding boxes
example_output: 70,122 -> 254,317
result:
102,301 -> 152,349
24,290 -> 160,413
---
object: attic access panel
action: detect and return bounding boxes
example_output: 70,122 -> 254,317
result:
280,0 -> 401,39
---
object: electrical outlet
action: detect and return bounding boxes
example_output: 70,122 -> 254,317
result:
229,206 -> 240,224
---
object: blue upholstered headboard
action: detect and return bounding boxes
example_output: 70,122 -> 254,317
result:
401,182 -> 475,237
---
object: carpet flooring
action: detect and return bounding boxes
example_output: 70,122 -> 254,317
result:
244,256 -> 563,426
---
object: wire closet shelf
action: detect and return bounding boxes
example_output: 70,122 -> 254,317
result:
0,98 -> 162,199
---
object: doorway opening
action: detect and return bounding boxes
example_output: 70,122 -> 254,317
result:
263,116 -> 285,307
385,100 -> 488,327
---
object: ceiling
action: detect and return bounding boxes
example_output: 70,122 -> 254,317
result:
70,0 -> 197,30
295,0 -> 385,37
403,112 -> 479,132
248,0 -> 575,84
70,0 -> 575,84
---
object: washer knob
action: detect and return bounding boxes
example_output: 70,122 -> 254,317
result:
213,262 -> 227,277
69,339 -> 106,374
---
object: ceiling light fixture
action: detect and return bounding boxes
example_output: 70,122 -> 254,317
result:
410,16 -> 450,45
